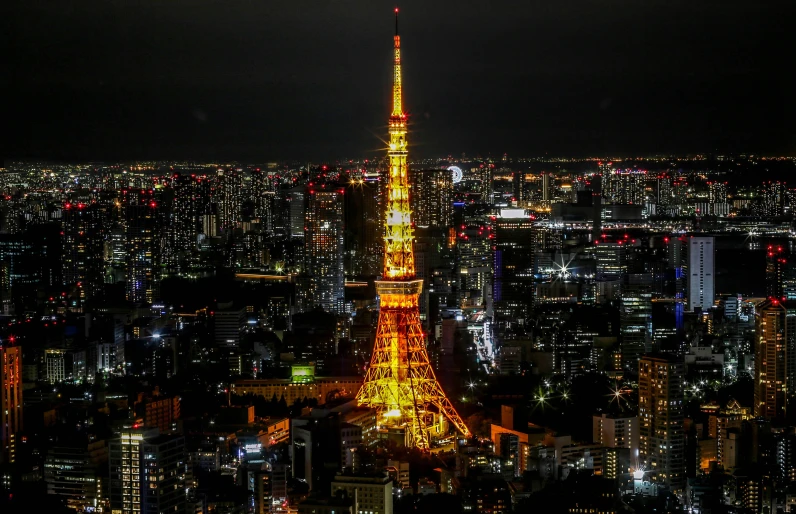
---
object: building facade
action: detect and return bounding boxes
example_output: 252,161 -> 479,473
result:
638,354 -> 684,492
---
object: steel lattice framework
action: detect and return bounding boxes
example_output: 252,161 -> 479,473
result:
356,9 -> 471,449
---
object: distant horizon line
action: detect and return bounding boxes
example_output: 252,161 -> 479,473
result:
3,153 -> 795,167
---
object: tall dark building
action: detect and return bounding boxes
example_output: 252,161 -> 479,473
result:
305,187 -> 345,313
123,189 -> 161,304
639,354 -> 684,492
165,173 -> 207,272
620,274 -> 653,370
410,168 -> 453,229
765,243 -> 796,300
62,202 -> 104,304
344,176 -> 382,277
492,209 -> 535,322
0,225 -> 62,313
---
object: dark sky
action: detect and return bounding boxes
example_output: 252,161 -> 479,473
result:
5,0 -> 795,161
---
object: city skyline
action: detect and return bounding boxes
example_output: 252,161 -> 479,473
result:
6,1 -> 795,161
5,4 -> 796,513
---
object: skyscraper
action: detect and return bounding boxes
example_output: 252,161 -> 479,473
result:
62,202 -> 104,304
305,187 -> 345,313
165,173 -> 207,272
0,342 -> 22,464
688,236 -> 714,311
638,354 -> 684,492
214,168 -> 243,232
123,189 -> 161,304
620,274 -> 653,370
765,243 -> 796,301
344,177 -> 382,277
595,242 -> 627,280
356,10 -> 470,449
492,209 -> 535,322
410,168 -> 453,229
753,299 -> 796,420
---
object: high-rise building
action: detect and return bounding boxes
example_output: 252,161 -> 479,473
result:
214,306 -> 246,348
45,439 -> 107,511
457,223 -> 491,310
638,354 -> 684,492
688,236 -> 715,311
708,181 -> 728,212
62,202 -> 104,303
472,163 -> 494,203
595,242 -> 627,280
593,413 -> 639,457
109,428 -> 186,514
602,168 -> 646,205
250,168 -> 278,232
620,274 -> 653,370
753,299 -> 796,420
410,168 -> 453,229
492,209 -> 535,322
765,243 -> 796,301
305,187 -> 345,313
165,173 -> 207,272
214,168 -> 243,232
285,188 -> 306,240
0,342 -> 22,464
45,348 -> 67,383
344,176 -> 382,277
759,181 -> 787,217
656,174 -> 673,207
123,189 -> 161,304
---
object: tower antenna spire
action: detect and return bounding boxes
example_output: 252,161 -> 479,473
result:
395,7 -> 399,36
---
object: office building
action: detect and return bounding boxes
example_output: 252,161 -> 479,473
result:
492,209 -> 535,321
688,236 -> 714,311
45,348 -> 67,383
620,274 -> 653,370
0,343 -> 22,464
214,306 -> 246,348
754,299 -> 796,420
331,474 -> 393,514
639,354 -> 684,492
595,242 -> 627,280
45,439 -> 108,511
109,428 -> 186,514
305,187 -> 345,313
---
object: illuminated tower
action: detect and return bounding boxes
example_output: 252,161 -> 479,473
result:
356,9 -> 470,449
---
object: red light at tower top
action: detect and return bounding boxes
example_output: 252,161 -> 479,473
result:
394,7 -> 399,13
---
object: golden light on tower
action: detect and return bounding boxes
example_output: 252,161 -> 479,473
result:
356,8 -> 471,449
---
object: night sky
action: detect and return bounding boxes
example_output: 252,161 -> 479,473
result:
5,0 -> 795,161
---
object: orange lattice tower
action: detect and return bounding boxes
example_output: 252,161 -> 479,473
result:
356,8 -> 471,449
